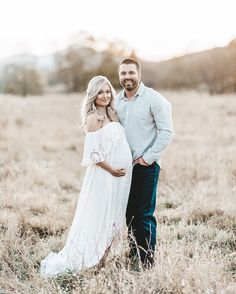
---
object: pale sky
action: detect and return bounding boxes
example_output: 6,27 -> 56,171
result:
0,0 -> 236,61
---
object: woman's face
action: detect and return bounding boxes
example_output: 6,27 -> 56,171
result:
95,84 -> 112,107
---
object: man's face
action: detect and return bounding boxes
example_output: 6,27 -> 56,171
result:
118,63 -> 141,91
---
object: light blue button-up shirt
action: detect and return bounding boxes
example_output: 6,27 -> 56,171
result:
115,82 -> 174,166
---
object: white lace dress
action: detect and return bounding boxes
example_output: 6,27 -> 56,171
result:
40,122 -> 132,277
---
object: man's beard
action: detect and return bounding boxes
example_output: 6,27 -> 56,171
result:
121,79 -> 139,91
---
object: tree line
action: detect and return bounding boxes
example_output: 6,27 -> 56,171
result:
1,35 -> 236,96
0,34 -> 136,96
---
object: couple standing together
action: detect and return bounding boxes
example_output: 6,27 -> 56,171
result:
41,58 -> 174,276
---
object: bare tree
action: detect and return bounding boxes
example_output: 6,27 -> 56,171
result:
55,33 -> 136,92
3,64 -> 43,96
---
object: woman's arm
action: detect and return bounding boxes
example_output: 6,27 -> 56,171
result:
85,113 -> 125,177
96,161 -> 126,177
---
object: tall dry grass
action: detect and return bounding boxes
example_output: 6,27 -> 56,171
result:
0,91 -> 235,293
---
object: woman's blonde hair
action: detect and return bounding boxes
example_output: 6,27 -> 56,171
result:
81,75 -> 116,128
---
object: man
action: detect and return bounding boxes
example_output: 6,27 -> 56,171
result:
115,58 -> 174,268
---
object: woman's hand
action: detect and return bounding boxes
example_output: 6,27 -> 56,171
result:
96,161 -> 126,177
110,168 -> 126,177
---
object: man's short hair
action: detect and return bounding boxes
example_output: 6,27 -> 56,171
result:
119,58 -> 141,74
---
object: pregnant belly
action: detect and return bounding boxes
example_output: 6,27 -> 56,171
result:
110,143 -> 132,169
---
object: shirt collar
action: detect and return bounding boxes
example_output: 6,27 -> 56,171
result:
120,82 -> 145,100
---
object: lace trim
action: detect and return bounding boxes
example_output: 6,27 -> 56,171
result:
82,124 -> 123,166
90,150 -> 103,164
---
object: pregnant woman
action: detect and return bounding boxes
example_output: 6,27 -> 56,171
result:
40,76 -> 132,277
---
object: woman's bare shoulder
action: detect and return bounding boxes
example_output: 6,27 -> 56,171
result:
85,113 -> 101,132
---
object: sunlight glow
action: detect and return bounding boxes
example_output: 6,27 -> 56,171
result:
0,0 -> 236,61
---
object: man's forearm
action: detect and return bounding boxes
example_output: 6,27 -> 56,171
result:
143,129 -> 174,164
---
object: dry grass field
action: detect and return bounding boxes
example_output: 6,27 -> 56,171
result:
0,91 -> 236,293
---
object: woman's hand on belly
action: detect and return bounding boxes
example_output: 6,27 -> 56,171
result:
110,168 -> 126,177
96,161 -> 126,177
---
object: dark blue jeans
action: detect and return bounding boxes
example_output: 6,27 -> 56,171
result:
126,162 -> 160,264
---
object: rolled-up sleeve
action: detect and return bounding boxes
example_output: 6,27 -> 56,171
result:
143,95 -> 174,164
